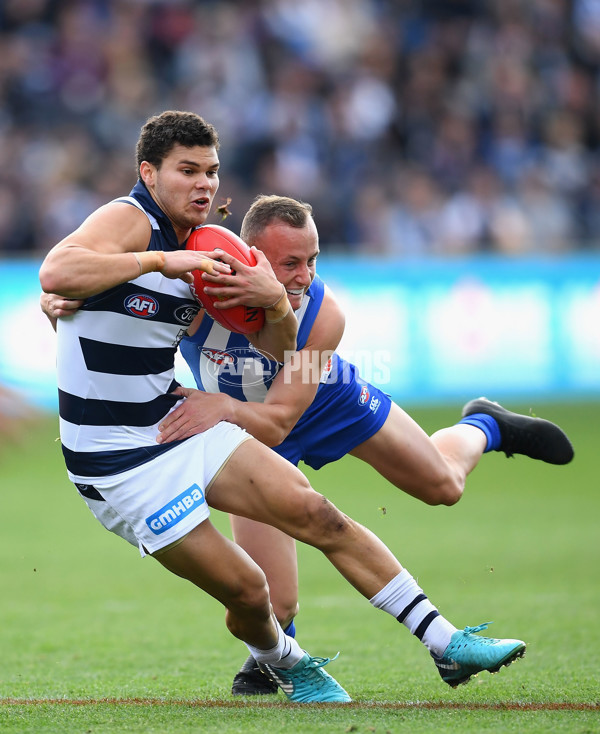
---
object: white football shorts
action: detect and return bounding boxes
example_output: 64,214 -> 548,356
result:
70,421 -> 251,556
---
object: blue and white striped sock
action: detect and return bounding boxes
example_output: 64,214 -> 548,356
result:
370,569 -> 457,656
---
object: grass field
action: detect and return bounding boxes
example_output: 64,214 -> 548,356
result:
1,402 -> 599,733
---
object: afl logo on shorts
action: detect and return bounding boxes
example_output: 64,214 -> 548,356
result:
358,385 -> 370,405
124,294 -> 159,318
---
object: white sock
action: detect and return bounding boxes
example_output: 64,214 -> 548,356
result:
244,617 -> 305,670
370,569 -> 457,657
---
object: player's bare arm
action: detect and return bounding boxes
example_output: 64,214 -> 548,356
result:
39,202 -> 229,298
157,286 -> 344,445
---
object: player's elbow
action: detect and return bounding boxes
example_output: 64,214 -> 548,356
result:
257,321 -> 297,363
261,415 -> 296,448
39,264 -> 89,299
269,338 -> 297,365
263,425 -> 291,448
39,262 -> 60,295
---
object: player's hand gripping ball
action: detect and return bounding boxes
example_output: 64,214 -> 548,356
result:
186,224 -> 265,334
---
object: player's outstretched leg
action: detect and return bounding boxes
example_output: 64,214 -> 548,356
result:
216,443 -> 526,693
232,653 -> 278,695
260,653 -> 351,703
461,397 -> 574,465
370,570 -> 526,688
431,622 -> 526,687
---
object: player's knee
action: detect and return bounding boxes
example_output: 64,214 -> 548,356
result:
272,598 -> 299,626
300,491 -> 356,547
280,473 -> 356,546
424,476 -> 464,506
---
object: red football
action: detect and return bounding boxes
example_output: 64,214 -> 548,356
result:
186,224 -> 265,334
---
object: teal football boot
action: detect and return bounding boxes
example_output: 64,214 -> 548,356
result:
261,653 -> 351,703
432,622 -> 526,687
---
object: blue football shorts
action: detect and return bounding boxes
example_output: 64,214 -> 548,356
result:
274,361 -> 392,470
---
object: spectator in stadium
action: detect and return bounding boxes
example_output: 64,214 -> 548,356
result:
4,1 -> 600,256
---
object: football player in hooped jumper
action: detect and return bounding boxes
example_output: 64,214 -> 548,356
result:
160,194 -> 573,695
42,113 -> 536,702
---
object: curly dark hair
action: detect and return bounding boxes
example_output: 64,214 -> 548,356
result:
241,194 -> 314,245
135,110 -> 220,175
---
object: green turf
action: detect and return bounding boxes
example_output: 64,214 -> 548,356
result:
1,403 -> 599,732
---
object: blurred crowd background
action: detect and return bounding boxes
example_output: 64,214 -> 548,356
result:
2,0 -> 600,257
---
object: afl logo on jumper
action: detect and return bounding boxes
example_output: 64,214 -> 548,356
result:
358,385 -> 370,405
200,346 -> 279,386
124,294 -> 159,318
201,347 -> 236,366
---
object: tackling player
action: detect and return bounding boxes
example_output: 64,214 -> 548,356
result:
156,194 -> 573,695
